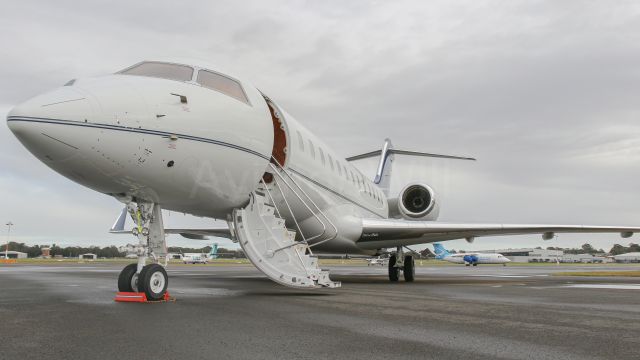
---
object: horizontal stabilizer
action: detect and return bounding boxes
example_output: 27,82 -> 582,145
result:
346,149 -> 476,162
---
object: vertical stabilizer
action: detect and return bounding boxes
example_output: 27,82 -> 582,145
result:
433,243 -> 450,259
209,243 -> 219,259
374,138 -> 394,196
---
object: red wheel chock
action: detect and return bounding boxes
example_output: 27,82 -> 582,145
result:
114,291 -> 172,303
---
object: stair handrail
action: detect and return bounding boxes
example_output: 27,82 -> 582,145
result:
266,164 -> 325,243
259,178 -> 308,244
268,157 -> 338,247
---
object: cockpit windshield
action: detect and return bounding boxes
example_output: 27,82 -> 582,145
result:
119,62 -> 194,82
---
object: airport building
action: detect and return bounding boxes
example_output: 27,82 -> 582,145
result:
477,248 -> 562,263
476,248 -> 607,263
561,254 -> 607,263
613,252 -> 640,263
118,244 -> 137,257
79,253 -> 97,260
0,251 -> 28,259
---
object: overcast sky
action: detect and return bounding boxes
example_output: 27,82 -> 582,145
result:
1,0 -> 639,252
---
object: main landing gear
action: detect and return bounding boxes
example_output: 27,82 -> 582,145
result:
388,246 -> 415,282
116,201 -> 169,301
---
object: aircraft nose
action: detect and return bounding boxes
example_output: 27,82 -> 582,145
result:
7,86 -> 92,161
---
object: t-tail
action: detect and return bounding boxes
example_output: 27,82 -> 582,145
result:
345,138 -> 476,197
433,243 -> 450,259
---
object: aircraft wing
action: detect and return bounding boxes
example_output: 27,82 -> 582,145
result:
166,228 -> 232,239
110,228 -> 232,240
357,219 -> 640,249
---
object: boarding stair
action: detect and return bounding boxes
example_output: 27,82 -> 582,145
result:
232,159 -> 340,289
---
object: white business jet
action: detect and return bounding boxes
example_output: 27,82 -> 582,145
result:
7,59 -> 639,300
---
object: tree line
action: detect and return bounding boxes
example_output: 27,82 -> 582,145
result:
6,241 -> 638,259
4,242 -> 124,258
4,242 -> 245,259
450,243 -> 640,256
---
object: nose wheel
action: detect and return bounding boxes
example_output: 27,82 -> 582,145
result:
116,201 -> 170,301
138,264 -> 168,301
117,263 -> 169,301
118,263 -> 139,292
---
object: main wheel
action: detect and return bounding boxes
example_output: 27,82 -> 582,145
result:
138,264 -> 168,301
472,263 -> 478,266
118,263 -> 139,292
388,254 -> 399,282
403,255 -> 415,282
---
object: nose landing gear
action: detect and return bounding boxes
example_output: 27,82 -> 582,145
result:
116,201 -> 169,301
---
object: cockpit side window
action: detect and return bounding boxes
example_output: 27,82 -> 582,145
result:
119,62 -> 194,82
197,70 -> 249,104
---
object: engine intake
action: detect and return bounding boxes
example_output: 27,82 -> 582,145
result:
395,183 -> 439,220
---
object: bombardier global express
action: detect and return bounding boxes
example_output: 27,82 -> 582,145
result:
7,59 -> 639,300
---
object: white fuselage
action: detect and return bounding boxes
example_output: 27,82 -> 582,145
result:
7,59 -> 388,255
442,253 -> 511,265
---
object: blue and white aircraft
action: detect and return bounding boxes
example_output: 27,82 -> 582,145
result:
433,243 -> 510,266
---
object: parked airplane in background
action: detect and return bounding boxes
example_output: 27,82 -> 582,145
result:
182,243 -> 232,263
182,253 -> 208,264
366,256 -> 389,266
433,243 -> 510,266
8,58 -> 640,300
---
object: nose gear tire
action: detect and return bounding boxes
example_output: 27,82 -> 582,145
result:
118,263 -> 139,292
137,263 -> 168,301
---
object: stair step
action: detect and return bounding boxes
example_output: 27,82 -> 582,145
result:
234,192 -> 340,289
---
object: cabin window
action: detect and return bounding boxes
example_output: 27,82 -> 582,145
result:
120,62 -> 194,82
308,140 -> 316,159
197,70 -> 249,104
297,131 -> 305,151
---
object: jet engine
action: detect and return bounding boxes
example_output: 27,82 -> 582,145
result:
389,183 -> 440,221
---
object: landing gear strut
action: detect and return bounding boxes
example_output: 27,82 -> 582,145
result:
388,246 -> 415,282
116,201 -> 169,301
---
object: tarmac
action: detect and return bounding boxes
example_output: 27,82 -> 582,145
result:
1,261 -> 640,360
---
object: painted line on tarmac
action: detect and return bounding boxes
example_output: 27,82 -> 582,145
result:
564,284 -> 640,290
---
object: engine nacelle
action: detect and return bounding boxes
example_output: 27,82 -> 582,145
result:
389,183 -> 440,221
